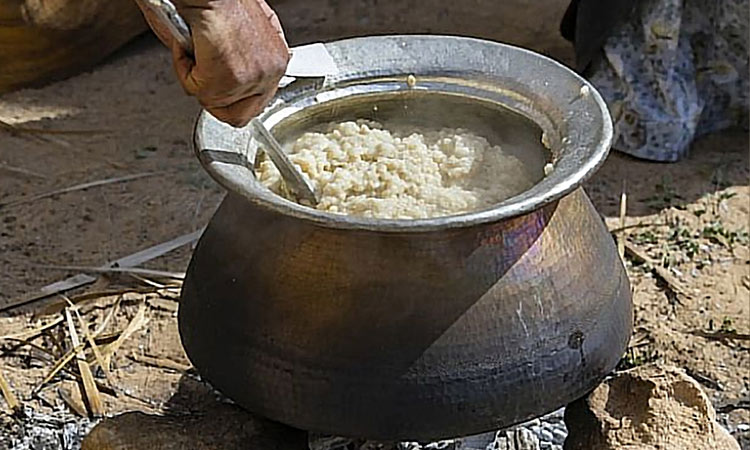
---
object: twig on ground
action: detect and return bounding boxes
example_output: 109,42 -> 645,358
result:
684,367 -> 724,391
0,162 -> 47,179
36,265 -> 185,280
0,119 -> 73,149
2,274 -> 97,314
0,172 -> 158,210
623,240 -> 690,299
2,228 -> 203,313
686,330 -> 750,342
129,353 -> 191,373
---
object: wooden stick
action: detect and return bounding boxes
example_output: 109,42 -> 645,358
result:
0,367 -> 20,412
65,308 -> 103,417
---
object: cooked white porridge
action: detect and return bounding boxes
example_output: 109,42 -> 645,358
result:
256,121 -> 536,219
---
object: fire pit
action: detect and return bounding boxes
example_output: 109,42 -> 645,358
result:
179,35 -> 632,441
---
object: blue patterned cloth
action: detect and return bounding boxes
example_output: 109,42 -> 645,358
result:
586,0 -> 749,161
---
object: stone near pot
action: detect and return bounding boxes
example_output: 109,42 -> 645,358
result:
563,364 -> 741,450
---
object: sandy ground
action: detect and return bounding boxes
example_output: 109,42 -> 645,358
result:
0,34 -> 748,447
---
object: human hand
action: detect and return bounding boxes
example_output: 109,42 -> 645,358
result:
136,0 -> 290,127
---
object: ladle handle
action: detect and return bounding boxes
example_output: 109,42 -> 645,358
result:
143,0 -> 319,205
142,0 -> 194,55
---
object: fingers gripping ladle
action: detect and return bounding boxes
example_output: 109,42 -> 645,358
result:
142,0 -> 319,205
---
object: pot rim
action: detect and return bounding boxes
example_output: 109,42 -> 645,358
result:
193,34 -> 613,232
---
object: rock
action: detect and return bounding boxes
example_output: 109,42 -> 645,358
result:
563,365 -> 741,450
81,407 -> 307,450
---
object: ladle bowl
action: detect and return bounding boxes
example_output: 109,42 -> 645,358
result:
181,35 -> 632,441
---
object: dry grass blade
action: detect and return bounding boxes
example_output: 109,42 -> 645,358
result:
65,307 -> 103,417
101,302 -> 149,368
94,295 -> 125,338
129,274 -> 182,289
129,353 -> 191,373
623,240 -> 690,299
7,342 -> 118,398
0,366 -> 21,412
57,387 -> 88,418
0,172 -> 158,210
0,317 -> 64,342
73,307 -> 115,388
32,342 -> 86,396
38,287 -> 156,318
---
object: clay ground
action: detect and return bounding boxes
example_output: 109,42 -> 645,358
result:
0,35 -> 748,447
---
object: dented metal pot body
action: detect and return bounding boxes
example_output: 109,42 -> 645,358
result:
181,36 -> 632,440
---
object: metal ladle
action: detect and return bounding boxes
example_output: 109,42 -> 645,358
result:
143,0 -> 318,204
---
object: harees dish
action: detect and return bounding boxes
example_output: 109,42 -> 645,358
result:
256,120 -> 536,219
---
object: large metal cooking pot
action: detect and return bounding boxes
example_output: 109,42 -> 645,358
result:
180,35 -> 632,441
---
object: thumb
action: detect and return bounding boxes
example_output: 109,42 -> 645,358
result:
171,41 -> 200,97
